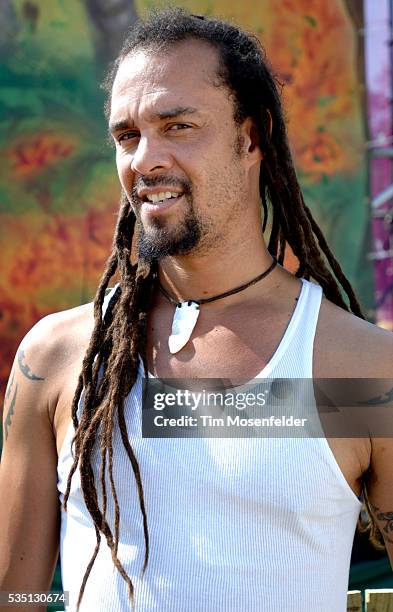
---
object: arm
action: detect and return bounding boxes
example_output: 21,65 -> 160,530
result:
367,434 -> 393,569
314,315 -> 393,567
0,321 -> 61,612
359,337 -> 393,568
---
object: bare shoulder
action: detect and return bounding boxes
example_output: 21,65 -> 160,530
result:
24,300 -> 95,368
314,296 -> 393,378
315,298 -> 393,566
313,295 -> 393,493
5,301 -> 95,430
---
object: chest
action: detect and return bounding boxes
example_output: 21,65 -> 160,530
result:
54,292 -> 371,499
144,296 -> 370,497
146,295 -> 299,381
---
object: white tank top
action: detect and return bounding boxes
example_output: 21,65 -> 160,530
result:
57,279 -> 362,611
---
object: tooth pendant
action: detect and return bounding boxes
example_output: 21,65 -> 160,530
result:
168,301 -> 200,354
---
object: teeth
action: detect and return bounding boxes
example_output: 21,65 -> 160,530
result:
146,192 -> 181,203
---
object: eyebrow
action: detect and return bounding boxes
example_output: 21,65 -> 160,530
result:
108,106 -> 198,134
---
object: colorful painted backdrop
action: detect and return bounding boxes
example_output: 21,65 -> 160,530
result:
364,0 -> 393,330
0,0 -> 374,401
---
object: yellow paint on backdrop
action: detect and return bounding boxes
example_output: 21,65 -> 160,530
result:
135,0 -> 273,34
13,0 -> 94,61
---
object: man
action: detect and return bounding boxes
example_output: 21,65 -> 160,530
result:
1,7 -> 393,612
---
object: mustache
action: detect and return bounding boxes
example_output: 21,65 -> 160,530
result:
131,175 -> 192,200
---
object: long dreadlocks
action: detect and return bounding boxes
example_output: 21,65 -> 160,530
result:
63,7 -> 380,609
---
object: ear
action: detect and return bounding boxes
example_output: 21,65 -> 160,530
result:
241,117 -> 263,162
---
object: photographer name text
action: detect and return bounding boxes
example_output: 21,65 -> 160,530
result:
153,414 -> 308,428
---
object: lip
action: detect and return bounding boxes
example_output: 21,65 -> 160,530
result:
141,194 -> 184,215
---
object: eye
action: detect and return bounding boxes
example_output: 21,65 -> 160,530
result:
117,132 -> 139,144
168,123 -> 191,131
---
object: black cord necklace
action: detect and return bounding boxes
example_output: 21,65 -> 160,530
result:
159,256 -> 278,353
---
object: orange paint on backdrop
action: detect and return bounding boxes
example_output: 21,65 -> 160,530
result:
9,132 -> 77,177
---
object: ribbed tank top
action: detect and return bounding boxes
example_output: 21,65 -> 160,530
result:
57,279 -> 362,611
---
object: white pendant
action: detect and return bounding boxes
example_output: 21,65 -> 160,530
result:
168,301 -> 200,354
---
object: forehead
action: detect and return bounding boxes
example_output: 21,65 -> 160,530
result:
110,39 -> 230,123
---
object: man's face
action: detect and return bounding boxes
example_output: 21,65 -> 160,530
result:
109,39 -> 260,261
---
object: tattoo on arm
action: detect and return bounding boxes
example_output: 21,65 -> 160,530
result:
370,503 -> 393,544
357,385 -> 393,406
5,370 -> 14,401
4,385 -> 18,441
17,349 -> 45,381
2,349 -> 46,443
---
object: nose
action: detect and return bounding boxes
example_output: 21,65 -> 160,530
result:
130,134 -> 173,175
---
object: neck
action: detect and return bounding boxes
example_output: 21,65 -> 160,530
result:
158,237 -> 278,305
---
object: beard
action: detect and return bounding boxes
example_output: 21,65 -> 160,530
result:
127,176 -> 210,262
136,201 -> 203,261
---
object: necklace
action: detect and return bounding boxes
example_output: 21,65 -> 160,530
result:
159,256 -> 278,354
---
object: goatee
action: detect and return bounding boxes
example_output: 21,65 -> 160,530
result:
137,208 -> 202,262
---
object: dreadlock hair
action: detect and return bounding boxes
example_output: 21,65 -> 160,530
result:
63,6 -> 381,609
